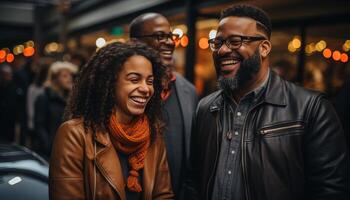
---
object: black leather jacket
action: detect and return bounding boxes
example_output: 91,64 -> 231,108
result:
184,72 -> 350,200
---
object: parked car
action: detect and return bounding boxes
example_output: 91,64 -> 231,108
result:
0,144 -> 48,200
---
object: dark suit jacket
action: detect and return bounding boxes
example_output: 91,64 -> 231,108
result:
164,73 -> 197,199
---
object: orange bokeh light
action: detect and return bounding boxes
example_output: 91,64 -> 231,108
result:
199,37 -> 209,49
180,35 -> 189,47
332,50 -> 341,61
23,47 -> 35,57
0,50 -> 6,59
340,53 -> 348,63
323,48 -> 332,58
6,53 -> 14,63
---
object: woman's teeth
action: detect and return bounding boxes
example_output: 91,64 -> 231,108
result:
131,97 -> 147,103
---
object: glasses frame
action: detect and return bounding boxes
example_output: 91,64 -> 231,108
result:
134,32 -> 180,43
208,35 -> 266,51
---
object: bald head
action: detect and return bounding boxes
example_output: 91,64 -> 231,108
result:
129,13 -> 175,68
130,13 -> 168,37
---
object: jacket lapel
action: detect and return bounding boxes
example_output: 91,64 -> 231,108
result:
173,73 -> 192,160
142,142 -> 156,200
94,131 -> 126,199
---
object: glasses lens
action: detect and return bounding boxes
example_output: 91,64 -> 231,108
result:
157,34 -> 168,42
209,39 -> 222,51
227,36 -> 242,49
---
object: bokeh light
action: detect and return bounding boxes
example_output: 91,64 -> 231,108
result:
340,53 -> 348,63
6,53 -> 14,63
209,30 -> 217,39
315,40 -> 327,52
0,50 -> 6,59
199,37 -> 209,49
26,40 -> 35,47
23,47 -> 35,57
323,48 -> 332,58
96,37 -> 106,48
332,50 -> 341,61
13,45 -> 24,55
288,41 -> 296,52
172,28 -> 184,38
180,35 -> 189,47
292,37 -> 301,49
343,40 -> 350,52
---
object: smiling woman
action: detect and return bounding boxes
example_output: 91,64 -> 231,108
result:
114,55 -> 155,124
49,41 -> 174,200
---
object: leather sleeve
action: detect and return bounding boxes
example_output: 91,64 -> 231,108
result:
49,121 -> 86,200
152,136 -> 174,200
304,96 -> 350,200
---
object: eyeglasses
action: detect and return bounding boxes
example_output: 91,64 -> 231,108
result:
134,32 -> 181,43
208,35 -> 266,51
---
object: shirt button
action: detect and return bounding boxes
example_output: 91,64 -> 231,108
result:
237,112 -> 242,116
226,131 -> 232,140
228,170 -> 232,175
231,150 -> 235,154
234,131 -> 239,136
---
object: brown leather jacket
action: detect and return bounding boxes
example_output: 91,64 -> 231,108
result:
49,118 -> 174,200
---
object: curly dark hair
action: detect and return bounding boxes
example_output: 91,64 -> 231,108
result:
64,41 -> 165,137
221,4 -> 272,39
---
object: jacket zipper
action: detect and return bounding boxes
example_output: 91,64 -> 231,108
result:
206,110 -> 221,200
260,124 -> 303,134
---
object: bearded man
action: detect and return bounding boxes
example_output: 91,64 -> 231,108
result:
184,4 -> 350,200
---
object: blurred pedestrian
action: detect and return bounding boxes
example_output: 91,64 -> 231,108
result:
130,13 -> 197,199
0,64 -> 18,143
34,61 -> 77,158
12,57 -> 35,145
184,4 -> 350,200
26,58 -> 52,147
49,42 -> 173,199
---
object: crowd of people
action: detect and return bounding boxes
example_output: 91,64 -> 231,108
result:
1,3 -> 349,200
0,54 -> 82,158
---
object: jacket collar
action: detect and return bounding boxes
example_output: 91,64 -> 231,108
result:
262,70 -> 287,106
209,90 -> 224,113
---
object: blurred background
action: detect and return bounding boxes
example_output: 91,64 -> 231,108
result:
0,0 -> 349,162
0,0 -> 349,198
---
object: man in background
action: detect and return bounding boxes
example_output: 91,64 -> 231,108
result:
129,13 -> 197,199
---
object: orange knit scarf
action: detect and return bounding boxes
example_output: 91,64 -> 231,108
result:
109,114 -> 150,192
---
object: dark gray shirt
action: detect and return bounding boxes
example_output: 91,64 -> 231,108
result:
211,72 -> 269,200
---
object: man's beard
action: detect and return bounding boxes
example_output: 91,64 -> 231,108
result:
218,49 -> 261,92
